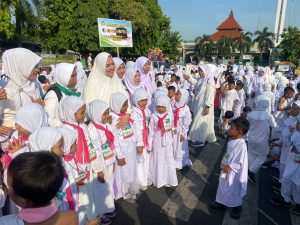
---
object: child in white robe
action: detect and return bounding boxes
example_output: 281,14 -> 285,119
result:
173,89 -> 192,169
131,88 -> 151,190
109,92 -> 139,200
221,78 -> 239,117
211,117 -> 249,219
218,111 -> 234,138
87,100 -> 117,220
247,95 -> 277,184
261,83 -> 275,114
59,96 -> 103,225
149,94 -> 178,188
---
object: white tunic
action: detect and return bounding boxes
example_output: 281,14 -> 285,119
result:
148,112 -> 178,188
0,215 -> 24,225
221,89 -> 240,117
216,138 -> 248,207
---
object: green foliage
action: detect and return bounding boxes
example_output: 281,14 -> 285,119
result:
279,26 -> 300,64
216,36 -> 235,58
158,31 -> 182,60
194,34 -> 215,59
235,32 -> 252,54
253,27 -> 273,62
0,1 -> 15,39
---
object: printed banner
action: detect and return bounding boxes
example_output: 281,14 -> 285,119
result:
98,18 -> 133,48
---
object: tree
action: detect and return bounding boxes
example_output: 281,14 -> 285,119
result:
0,0 -> 15,40
194,34 -> 215,60
278,26 -> 300,64
158,31 -> 182,61
216,36 -> 235,58
235,32 -> 252,59
253,27 -> 274,63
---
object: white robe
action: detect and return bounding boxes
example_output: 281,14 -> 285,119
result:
221,89 -> 240,117
216,138 -> 248,207
188,78 -> 216,143
110,113 -> 139,200
148,112 -> 178,188
172,104 -> 192,169
88,122 -> 116,215
0,215 -> 24,225
131,106 -> 151,187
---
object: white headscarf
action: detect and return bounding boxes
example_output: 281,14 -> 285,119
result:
155,94 -> 170,108
58,127 -> 77,155
59,96 -> 85,123
29,127 -> 62,152
82,52 -> 127,104
199,65 -> 215,86
136,56 -> 152,89
2,48 -> 41,87
132,88 -> 148,106
263,83 -> 272,92
87,100 -> 109,124
154,89 -> 168,101
113,57 -> 124,70
109,92 -> 127,114
55,63 -> 76,87
255,95 -> 270,111
124,62 -> 141,95
15,103 -> 48,133
175,89 -> 189,107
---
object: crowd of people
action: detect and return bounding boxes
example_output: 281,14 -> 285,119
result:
0,47 -> 299,224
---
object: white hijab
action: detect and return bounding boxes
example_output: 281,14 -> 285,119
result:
156,94 -> 170,109
132,88 -> 148,106
255,95 -> 270,111
87,100 -> 109,124
109,92 -> 127,114
15,103 -> 48,133
82,52 -> 127,104
59,96 -> 85,124
29,127 -> 62,152
58,127 -> 77,155
2,48 -> 41,87
124,62 -> 141,95
175,89 -> 189,107
113,57 -> 124,70
55,63 -> 76,87
200,65 -> 215,86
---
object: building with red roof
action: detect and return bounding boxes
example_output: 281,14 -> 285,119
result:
211,10 -> 243,42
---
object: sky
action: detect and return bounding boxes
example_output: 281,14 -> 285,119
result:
158,0 -> 300,41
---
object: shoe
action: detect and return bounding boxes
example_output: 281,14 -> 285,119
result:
270,197 -> 291,207
248,171 -> 256,184
98,215 -> 112,225
272,182 -> 281,192
103,211 -> 117,219
191,142 -> 205,147
210,201 -> 226,209
293,204 -> 300,216
230,206 -> 242,219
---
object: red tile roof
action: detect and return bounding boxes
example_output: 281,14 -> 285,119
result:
211,30 -> 241,42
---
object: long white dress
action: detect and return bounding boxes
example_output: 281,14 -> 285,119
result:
247,111 -> 277,173
148,112 -> 178,188
131,106 -> 151,187
216,138 -> 248,207
188,80 -> 216,143
110,113 -> 139,200
88,122 -> 116,215
172,104 -> 192,169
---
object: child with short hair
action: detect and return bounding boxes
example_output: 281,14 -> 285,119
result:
241,106 -> 252,118
218,110 -> 234,138
109,92 -> 139,200
221,78 -> 240,117
167,85 -> 176,108
173,89 -> 192,170
0,151 -> 78,225
234,81 -> 245,117
210,117 -> 250,219
149,94 -> 178,188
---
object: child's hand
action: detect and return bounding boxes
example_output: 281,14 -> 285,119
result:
97,171 -> 105,183
9,137 -> 24,154
183,74 -> 190,80
116,114 -> 130,129
0,88 -> 7,100
203,107 -> 210,116
117,158 -> 126,166
30,97 -> 45,107
180,135 -> 185,142
221,164 -> 232,173
0,126 -> 13,137
137,146 -> 144,154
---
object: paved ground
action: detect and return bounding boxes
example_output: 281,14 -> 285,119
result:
111,134 -> 300,225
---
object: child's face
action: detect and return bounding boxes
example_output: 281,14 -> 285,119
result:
228,83 -> 236,90
116,64 -> 126,79
134,72 -> 141,86
175,91 -> 182,103
101,108 -> 110,124
198,69 -> 205,78
156,106 -> 167,114
15,123 -> 31,138
155,75 -> 159,82
168,90 -> 175,99
171,76 -> 176,82
138,99 -> 148,110
67,69 -> 77,88
228,123 -> 242,138
175,79 -> 180,84
120,100 -> 128,114
69,141 -> 77,155
51,138 -> 64,157
75,105 -> 86,123
290,104 -> 300,117
143,62 -> 150,74
286,91 -> 295,99
243,111 -> 250,117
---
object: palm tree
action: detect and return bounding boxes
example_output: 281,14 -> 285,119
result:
216,36 -> 235,59
235,32 -> 252,60
253,27 -> 274,63
194,34 -> 215,60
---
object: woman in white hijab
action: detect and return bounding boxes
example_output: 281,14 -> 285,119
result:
113,57 -> 125,80
0,48 -> 43,129
44,63 -> 79,128
185,64 -> 216,147
83,52 -> 127,105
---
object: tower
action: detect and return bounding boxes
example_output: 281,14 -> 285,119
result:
274,0 -> 287,46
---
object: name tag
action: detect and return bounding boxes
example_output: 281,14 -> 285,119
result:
88,143 -> 97,161
163,118 -> 172,132
56,190 -> 66,201
295,152 -> 300,163
122,124 -> 133,139
75,171 -> 87,185
146,117 -> 150,127
101,142 -> 115,160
